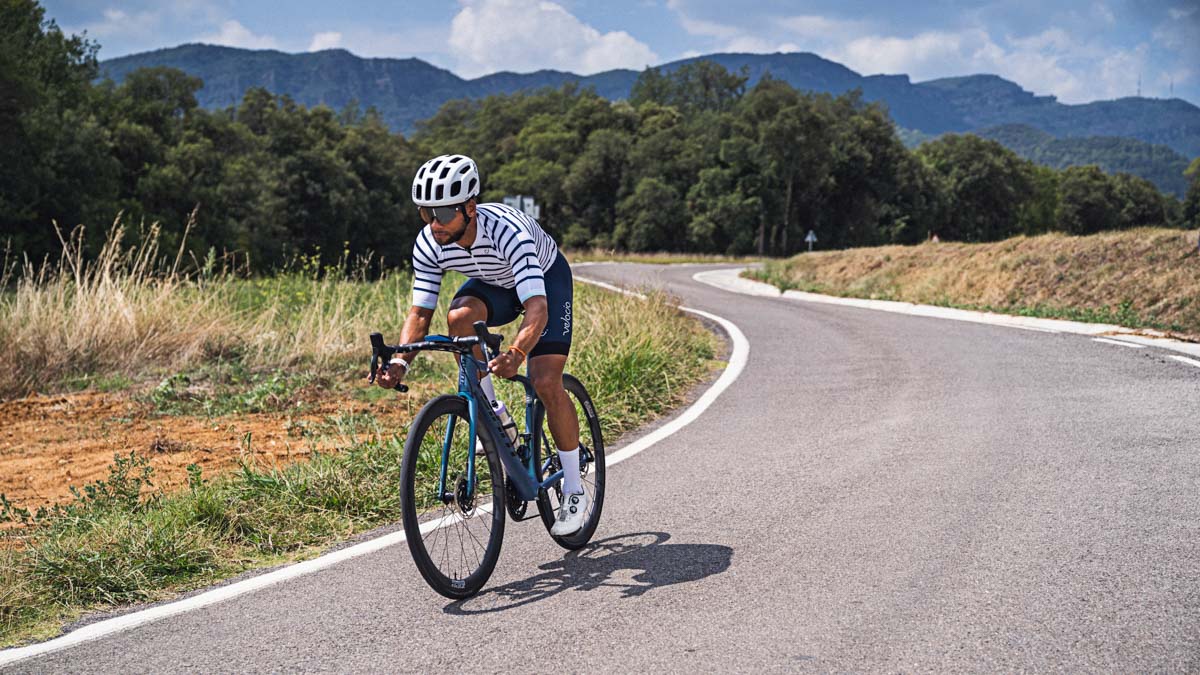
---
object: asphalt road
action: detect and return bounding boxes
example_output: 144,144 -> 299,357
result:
8,263 -> 1200,672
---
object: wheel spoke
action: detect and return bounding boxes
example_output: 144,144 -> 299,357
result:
403,401 -> 505,595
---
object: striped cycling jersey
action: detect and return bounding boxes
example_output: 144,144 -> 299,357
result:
411,202 -> 560,310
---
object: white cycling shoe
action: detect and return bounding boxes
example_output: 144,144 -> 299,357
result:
550,489 -> 588,536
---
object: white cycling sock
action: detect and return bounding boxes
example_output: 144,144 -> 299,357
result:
479,374 -> 497,407
558,446 -> 582,495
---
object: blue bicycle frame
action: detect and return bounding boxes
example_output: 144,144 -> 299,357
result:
428,335 -> 566,505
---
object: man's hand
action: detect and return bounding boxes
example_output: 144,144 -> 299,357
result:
488,350 -> 524,379
375,360 -> 406,389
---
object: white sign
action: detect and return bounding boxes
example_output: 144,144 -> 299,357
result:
503,194 -> 541,220
804,230 -> 817,243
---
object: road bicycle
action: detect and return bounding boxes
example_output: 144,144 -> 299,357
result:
368,322 -> 605,598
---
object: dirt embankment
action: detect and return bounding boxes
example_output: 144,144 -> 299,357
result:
757,228 -> 1200,338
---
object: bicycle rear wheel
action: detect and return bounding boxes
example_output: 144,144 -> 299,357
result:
401,394 -> 505,598
535,374 -> 606,550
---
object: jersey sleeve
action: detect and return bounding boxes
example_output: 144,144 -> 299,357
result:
495,216 -> 546,302
411,230 -> 443,310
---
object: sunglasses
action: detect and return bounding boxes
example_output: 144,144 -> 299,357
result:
418,203 -> 466,225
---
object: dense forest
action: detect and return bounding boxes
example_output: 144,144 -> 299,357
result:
3,0 -> 1199,272
975,124 -> 1191,197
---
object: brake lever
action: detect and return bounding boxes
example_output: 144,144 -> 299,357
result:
369,332 -> 408,394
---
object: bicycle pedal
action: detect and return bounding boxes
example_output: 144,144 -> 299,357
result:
511,510 -> 541,522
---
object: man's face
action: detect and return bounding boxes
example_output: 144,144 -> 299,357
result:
429,207 -> 467,245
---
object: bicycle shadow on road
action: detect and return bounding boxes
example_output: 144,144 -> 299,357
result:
444,531 -> 732,615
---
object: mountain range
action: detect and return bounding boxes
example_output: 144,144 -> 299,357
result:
100,45 -> 1200,193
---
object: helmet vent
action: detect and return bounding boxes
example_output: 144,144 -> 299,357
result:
412,154 -> 480,206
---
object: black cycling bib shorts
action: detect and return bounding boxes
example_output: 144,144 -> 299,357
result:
452,251 -> 573,357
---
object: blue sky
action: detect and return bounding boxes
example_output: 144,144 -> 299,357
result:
44,0 -> 1200,105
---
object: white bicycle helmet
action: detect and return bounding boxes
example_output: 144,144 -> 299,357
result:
411,154 -> 480,206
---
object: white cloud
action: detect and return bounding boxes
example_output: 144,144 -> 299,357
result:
663,2 -> 1189,103
308,31 -> 343,51
198,20 -> 280,50
1091,2 -> 1116,25
1167,6 -> 1196,20
825,27 -> 1155,103
82,8 -> 160,38
835,30 -> 982,77
675,12 -> 740,40
448,0 -> 658,77
62,1 -> 227,56
777,15 -> 866,40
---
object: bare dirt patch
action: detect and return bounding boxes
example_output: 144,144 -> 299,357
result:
0,387 -> 421,513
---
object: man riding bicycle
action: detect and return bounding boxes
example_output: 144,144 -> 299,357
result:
376,154 -> 587,535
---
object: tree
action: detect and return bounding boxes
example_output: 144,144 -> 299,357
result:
1184,158 -> 1200,229
563,128 -> 632,247
1015,163 -> 1059,235
615,177 -> 682,251
1112,172 -> 1171,229
916,134 -> 1033,242
0,0 -> 109,259
1056,165 -> 1120,234
630,61 -> 747,114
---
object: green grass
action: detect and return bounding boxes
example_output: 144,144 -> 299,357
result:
0,279 -> 720,647
141,364 -> 317,417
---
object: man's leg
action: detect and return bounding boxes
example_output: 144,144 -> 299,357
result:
529,354 -> 581,491
447,296 -> 497,399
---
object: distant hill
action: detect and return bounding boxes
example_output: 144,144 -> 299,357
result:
100,45 -> 1200,161
973,124 -> 1191,197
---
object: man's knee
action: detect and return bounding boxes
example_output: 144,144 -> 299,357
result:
532,371 -> 564,400
447,297 -> 486,332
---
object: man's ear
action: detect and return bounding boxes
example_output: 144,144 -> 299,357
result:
465,198 -> 478,219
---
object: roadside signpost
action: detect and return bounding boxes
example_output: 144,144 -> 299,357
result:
805,230 -> 818,252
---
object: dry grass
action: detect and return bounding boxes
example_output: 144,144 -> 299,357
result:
0,221 -> 409,400
753,228 -> 1200,336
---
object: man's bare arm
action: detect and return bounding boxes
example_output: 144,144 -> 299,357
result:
376,306 -> 433,388
489,296 -> 547,378
398,306 -> 434,366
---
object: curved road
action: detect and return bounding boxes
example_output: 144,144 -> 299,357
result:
7,264 -> 1200,672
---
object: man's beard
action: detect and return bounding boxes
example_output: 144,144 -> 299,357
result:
442,224 -> 467,244
435,214 -> 470,245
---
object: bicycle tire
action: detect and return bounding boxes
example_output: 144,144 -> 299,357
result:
535,374 -> 606,550
401,394 -> 506,598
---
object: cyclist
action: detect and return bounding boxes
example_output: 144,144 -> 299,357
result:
377,154 -> 587,535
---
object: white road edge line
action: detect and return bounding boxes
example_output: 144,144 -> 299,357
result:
1169,355 -> 1200,368
0,276 -> 749,668
690,268 -> 1200,363
1092,337 -> 1146,349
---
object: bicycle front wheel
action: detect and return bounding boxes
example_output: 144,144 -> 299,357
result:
400,394 -> 505,599
535,374 -> 606,550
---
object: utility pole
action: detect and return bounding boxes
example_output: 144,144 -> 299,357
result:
1137,73 -> 1141,97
